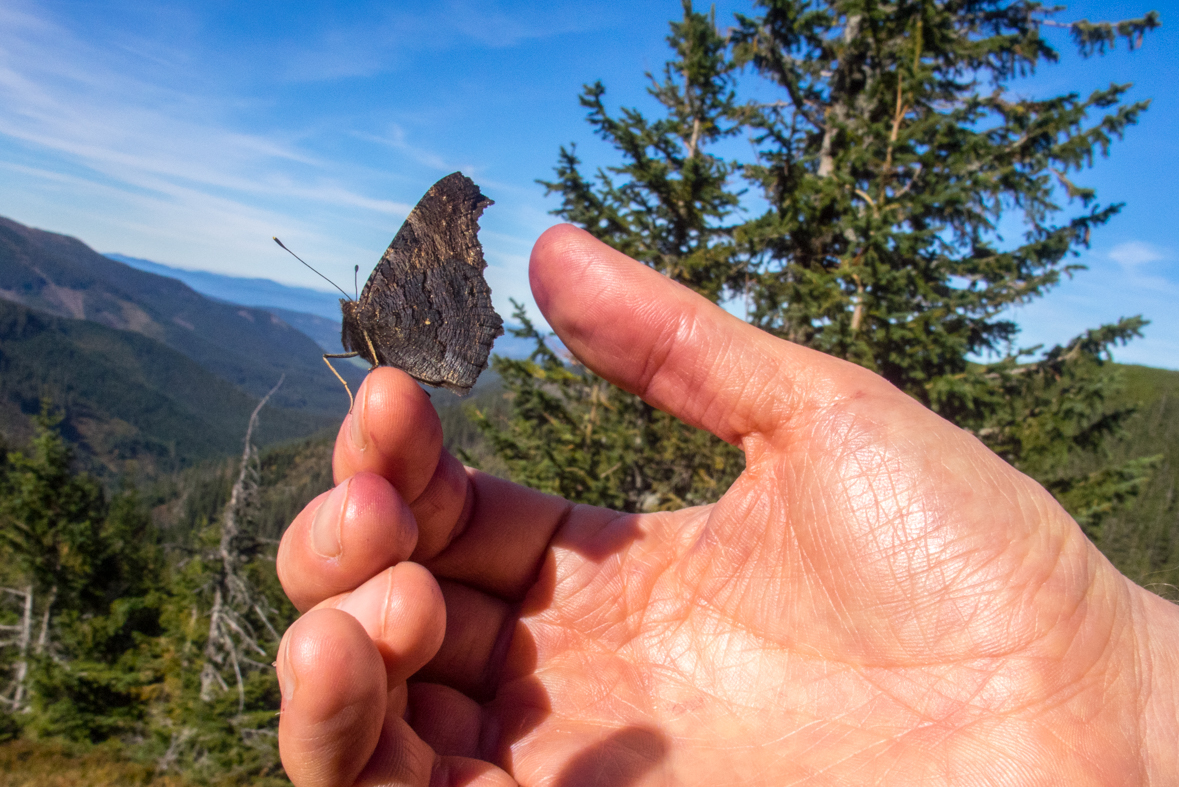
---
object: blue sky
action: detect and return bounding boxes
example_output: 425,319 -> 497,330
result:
1,0 -> 1175,369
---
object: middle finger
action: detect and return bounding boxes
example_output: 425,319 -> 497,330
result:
278,470 -> 418,612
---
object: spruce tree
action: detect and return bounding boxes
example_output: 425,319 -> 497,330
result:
0,405 -> 106,620
730,0 -> 1160,537
0,403 -> 163,739
0,405 -> 106,715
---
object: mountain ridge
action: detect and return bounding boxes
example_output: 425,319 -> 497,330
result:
0,216 -> 362,415
105,252 -> 344,321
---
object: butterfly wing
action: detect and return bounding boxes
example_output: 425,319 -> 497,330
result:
344,172 -> 504,395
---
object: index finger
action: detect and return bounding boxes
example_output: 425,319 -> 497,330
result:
330,367 -> 587,601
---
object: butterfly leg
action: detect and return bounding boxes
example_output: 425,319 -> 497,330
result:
323,352 -> 360,410
362,331 -> 380,370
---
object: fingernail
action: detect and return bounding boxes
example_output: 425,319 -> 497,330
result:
277,634 -> 296,708
310,479 -> 350,559
348,380 -> 369,452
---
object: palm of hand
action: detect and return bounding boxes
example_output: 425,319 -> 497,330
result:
495,399 -> 1136,786
276,227 -> 1172,787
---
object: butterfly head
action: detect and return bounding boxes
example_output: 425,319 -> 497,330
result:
340,299 -> 377,366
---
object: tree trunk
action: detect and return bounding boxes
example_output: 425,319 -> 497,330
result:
9,585 -> 34,710
200,587 -> 225,702
34,585 -> 56,656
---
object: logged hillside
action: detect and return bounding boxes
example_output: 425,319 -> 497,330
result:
0,298 -> 335,476
0,216 -> 361,415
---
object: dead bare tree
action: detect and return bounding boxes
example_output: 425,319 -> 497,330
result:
199,376 -> 285,713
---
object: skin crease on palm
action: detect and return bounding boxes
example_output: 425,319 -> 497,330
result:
274,225 -> 1179,787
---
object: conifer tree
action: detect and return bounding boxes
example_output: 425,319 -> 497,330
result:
730,0 -> 1160,535
0,404 -> 106,713
0,403 -> 163,739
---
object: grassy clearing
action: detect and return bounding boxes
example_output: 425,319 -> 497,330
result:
0,740 -> 196,787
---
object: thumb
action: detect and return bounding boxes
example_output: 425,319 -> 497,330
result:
529,225 -> 863,447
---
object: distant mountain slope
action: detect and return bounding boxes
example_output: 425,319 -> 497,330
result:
0,216 -> 361,415
106,252 -> 343,321
0,298 -> 335,476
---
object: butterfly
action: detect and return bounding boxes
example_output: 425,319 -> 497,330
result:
277,173 -> 504,407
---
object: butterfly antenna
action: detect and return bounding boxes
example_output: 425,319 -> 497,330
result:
272,237 -> 352,300
354,265 -> 360,300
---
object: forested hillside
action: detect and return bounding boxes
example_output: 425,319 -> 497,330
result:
0,299 -> 334,477
1088,365 -> 1179,595
0,215 -> 365,475
0,401 -> 304,784
0,216 -> 362,415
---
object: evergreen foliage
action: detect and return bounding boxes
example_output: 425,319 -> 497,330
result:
1,404 -> 107,614
143,382 -> 293,784
540,1 -> 742,301
0,402 -> 300,784
730,0 -> 1159,529
0,402 -> 164,742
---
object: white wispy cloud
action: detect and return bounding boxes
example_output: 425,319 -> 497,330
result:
1103,241 -> 1176,297
0,0 -> 443,285
0,17 -> 383,211
0,0 -> 629,324
445,1 -> 603,48
1109,240 -> 1168,268
351,125 -> 475,176
0,159 -> 377,281
1006,241 -> 1179,370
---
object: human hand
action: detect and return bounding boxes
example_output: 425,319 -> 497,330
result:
275,225 -> 1179,786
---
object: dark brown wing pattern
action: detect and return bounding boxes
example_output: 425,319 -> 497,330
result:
340,172 -> 504,395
